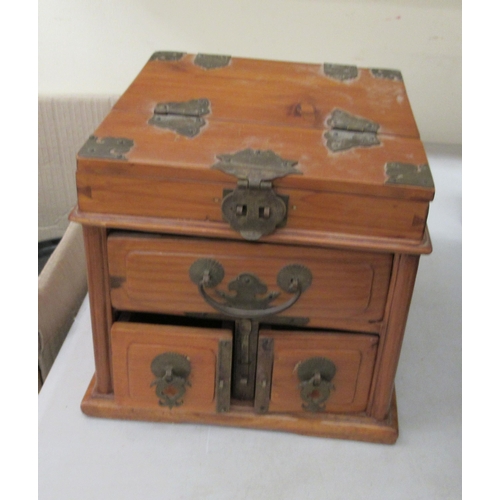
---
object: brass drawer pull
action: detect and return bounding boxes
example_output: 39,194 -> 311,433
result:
189,259 -> 312,320
150,352 -> 191,408
297,357 -> 336,412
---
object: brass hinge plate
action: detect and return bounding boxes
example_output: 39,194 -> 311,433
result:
324,129 -> 380,153
149,98 -> 210,137
326,109 -> 379,133
194,53 -> 231,69
324,109 -> 380,153
370,68 -> 403,81
323,63 -> 358,81
150,51 -> 186,62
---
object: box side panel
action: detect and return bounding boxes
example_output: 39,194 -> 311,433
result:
77,171 -> 429,241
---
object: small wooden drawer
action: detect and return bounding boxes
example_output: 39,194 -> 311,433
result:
260,330 -> 378,414
111,322 -> 232,413
107,233 -> 392,330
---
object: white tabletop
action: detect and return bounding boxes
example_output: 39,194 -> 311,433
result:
39,143 -> 461,500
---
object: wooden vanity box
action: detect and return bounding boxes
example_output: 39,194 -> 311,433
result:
71,52 -> 434,444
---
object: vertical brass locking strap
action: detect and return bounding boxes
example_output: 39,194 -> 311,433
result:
189,259 -> 313,404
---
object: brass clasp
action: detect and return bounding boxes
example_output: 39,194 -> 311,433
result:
211,149 -> 301,240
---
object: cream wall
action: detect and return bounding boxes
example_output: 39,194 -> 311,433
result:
39,0 -> 461,144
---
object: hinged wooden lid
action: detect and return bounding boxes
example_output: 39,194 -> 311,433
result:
74,52 -> 434,249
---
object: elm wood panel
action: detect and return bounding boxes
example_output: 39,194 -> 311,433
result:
81,376 -> 399,444
107,235 -> 393,328
86,110 -> 433,202
82,226 -> 113,394
112,322 -> 232,413
76,172 -> 225,224
263,331 -> 378,413
112,54 -> 419,138
367,254 -> 420,420
76,171 -> 429,241
70,208 -> 433,256
78,153 -> 433,204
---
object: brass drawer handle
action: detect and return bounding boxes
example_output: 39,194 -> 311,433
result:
189,259 -> 312,320
150,353 -> 191,408
297,357 -> 336,412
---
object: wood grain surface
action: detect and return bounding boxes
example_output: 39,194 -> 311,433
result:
76,53 -> 433,243
112,322 -> 232,413
81,375 -> 399,444
76,168 -> 430,241
107,233 -> 393,330
262,330 -> 378,413
367,254 -> 420,419
82,226 -> 113,394
82,120 -> 432,200
117,54 -> 419,138
70,208 -> 433,256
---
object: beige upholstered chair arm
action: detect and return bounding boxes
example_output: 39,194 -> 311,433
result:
38,222 -> 87,389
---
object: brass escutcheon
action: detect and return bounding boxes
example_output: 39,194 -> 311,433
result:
150,352 -> 191,409
297,357 -> 336,412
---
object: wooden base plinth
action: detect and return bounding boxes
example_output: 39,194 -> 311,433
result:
81,376 -> 399,444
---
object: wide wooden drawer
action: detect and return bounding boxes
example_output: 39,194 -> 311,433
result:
259,330 -> 378,414
107,233 -> 393,330
112,322 -> 232,413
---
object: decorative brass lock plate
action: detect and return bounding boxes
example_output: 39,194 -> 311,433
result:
220,185 -> 289,241
150,352 -> 191,408
297,357 -> 336,412
211,149 -> 301,240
